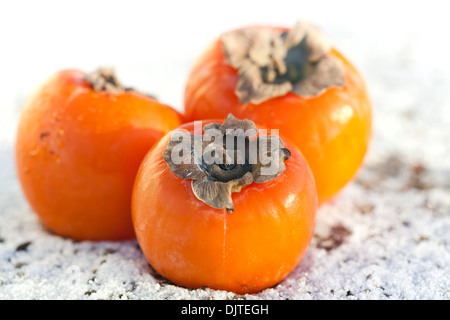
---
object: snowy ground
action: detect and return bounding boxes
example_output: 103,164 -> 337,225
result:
0,1 -> 449,299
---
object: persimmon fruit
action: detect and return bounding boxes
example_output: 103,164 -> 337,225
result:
15,68 -> 182,241
132,115 -> 317,294
184,21 -> 372,204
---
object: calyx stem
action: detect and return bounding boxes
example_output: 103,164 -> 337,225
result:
163,114 -> 291,212
221,21 -> 346,104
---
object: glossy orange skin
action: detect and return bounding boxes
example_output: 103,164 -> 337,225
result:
184,27 -> 372,204
15,69 -> 182,241
132,120 -> 317,294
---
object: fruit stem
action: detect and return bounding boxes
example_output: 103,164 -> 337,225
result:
84,68 -> 124,93
163,114 -> 291,212
221,21 -> 346,104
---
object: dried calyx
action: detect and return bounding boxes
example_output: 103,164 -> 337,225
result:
163,114 -> 291,213
84,68 -> 125,94
221,21 -> 346,104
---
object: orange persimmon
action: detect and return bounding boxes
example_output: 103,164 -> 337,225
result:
184,22 -> 372,204
132,115 -> 317,294
15,68 -> 182,241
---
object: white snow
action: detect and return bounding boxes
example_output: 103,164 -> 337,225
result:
0,0 -> 449,300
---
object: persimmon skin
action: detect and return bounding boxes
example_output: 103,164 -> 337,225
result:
184,28 -> 372,205
15,69 -> 182,241
132,121 -> 317,294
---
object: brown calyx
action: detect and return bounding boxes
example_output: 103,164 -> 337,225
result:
221,21 -> 346,104
84,68 -> 125,93
163,114 -> 291,213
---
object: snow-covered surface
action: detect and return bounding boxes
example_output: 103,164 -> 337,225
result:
0,0 -> 449,299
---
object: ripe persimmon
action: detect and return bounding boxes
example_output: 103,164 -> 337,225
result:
15,68 -> 182,241
184,21 -> 372,204
132,114 -> 317,294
